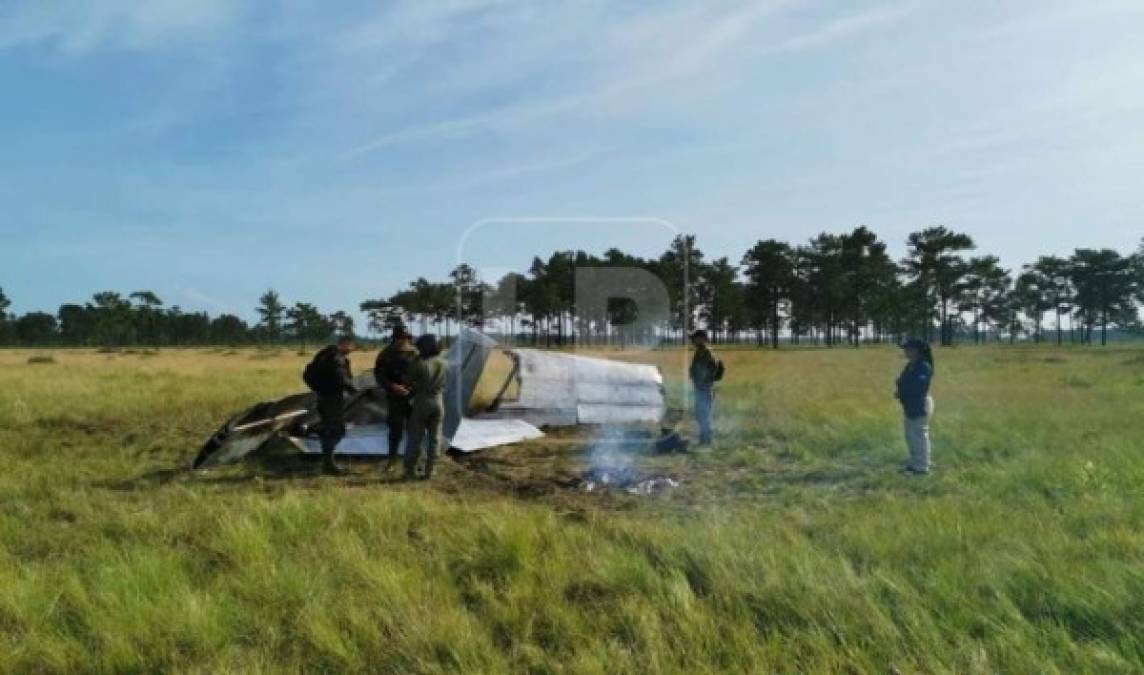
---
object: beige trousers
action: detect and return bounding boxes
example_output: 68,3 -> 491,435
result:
904,396 -> 935,472
405,396 -> 444,475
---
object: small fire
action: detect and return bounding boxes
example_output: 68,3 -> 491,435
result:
581,426 -> 681,495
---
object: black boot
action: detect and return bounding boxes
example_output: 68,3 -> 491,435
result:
422,455 -> 435,480
321,441 -> 346,475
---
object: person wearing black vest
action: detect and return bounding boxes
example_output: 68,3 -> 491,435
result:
305,336 -> 358,475
374,325 -> 418,470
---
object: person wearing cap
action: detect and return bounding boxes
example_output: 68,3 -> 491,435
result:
374,325 -> 418,469
405,334 -> 448,480
689,329 -> 719,445
304,335 -> 358,475
895,338 -> 935,474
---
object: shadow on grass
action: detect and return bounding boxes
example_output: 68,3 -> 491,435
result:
92,431 -> 941,509
92,450 -> 349,492
94,443 -> 445,493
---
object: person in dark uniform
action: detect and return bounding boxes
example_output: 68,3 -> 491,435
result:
895,338 -> 935,475
405,334 -> 448,480
374,325 -> 418,469
305,335 -> 358,475
689,329 -> 720,445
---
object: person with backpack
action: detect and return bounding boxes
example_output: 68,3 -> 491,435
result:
303,335 -> 358,475
895,338 -> 935,475
689,329 -> 723,446
374,324 -> 418,470
404,334 -> 447,480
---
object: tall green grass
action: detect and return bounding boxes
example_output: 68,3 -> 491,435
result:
0,346 -> 1141,673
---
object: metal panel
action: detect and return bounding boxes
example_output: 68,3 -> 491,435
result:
509,349 -> 665,425
576,403 -> 664,425
449,418 -> 545,452
295,426 -> 395,456
444,329 -> 499,438
293,418 -> 544,455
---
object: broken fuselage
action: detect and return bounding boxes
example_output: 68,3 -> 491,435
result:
193,330 -> 666,469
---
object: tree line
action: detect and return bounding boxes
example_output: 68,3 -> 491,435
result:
2,228 -> 1142,348
360,229 -> 1144,348
0,289 -> 355,349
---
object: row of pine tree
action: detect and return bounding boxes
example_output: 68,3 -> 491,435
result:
2,228 -> 1142,348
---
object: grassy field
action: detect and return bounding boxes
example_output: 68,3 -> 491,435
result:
1,344 -> 1142,673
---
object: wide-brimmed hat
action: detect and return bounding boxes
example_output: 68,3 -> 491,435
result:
390,324 -> 413,340
689,329 -> 709,340
900,338 -> 927,350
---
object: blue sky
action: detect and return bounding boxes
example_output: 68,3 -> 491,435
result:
1,0 -> 1142,321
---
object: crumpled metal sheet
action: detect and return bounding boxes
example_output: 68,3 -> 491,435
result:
581,471 -> 681,495
496,349 -> 665,426
447,418 -> 545,452
291,417 -> 545,456
443,329 -> 500,439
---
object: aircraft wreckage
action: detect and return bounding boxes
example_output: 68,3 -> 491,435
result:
193,330 -> 668,468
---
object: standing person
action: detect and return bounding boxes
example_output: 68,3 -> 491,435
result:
303,335 -> 358,475
374,325 -> 418,469
895,338 -> 935,475
689,329 -> 722,446
405,334 -> 447,480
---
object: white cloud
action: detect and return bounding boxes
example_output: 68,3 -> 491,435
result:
335,0 -> 815,158
0,0 -> 246,53
762,3 -> 920,54
338,91 -> 592,158
609,0 -> 810,80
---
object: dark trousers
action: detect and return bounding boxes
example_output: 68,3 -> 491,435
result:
386,393 -> 412,457
317,394 -> 346,458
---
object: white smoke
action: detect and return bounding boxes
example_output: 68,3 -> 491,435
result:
585,426 -> 638,482
582,426 -> 680,494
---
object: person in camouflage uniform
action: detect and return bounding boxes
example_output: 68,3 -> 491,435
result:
374,325 -> 418,469
405,334 -> 447,480
689,329 -> 719,445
